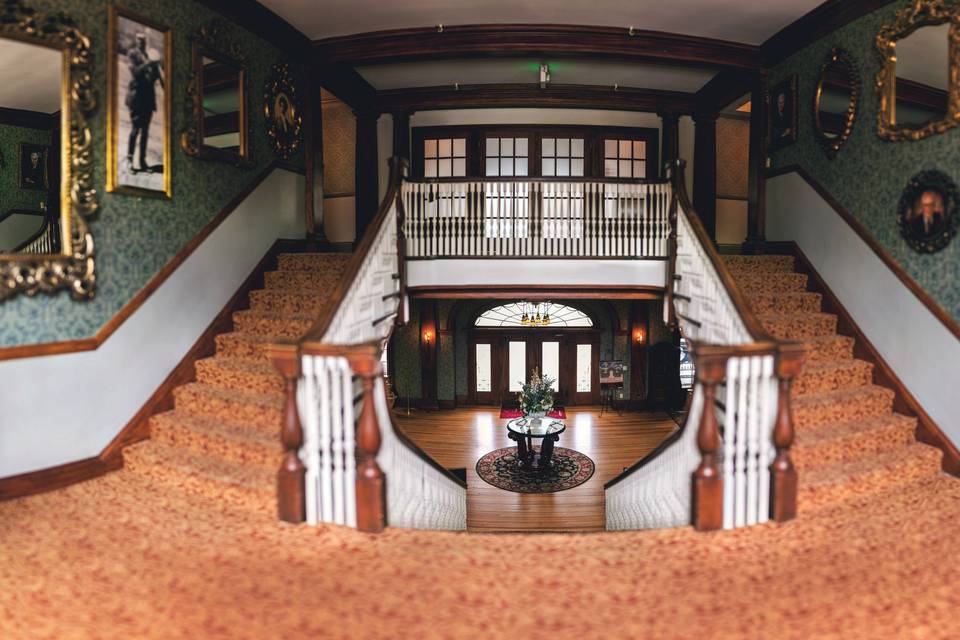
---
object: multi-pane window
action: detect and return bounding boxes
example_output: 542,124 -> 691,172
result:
485,137 -> 529,177
604,139 -> 646,178
541,138 -> 585,177
423,138 -> 467,178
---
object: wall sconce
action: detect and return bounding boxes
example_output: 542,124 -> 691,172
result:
634,327 -> 646,344
423,329 -> 433,345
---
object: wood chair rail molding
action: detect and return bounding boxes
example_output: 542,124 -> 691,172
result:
767,164 -> 960,344
314,23 -> 761,71
0,161 -> 305,363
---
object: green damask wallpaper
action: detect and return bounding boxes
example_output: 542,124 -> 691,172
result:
0,123 -> 53,216
0,0 -> 303,346
769,0 -> 960,320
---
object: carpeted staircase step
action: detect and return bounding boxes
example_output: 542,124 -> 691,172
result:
150,410 -> 279,472
232,310 -> 315,340
724,255 -> 795,274
195,357 -> 283,395
729,272 -> 808,294
277,253 -> 352,272
759,312 -> 837,340
747,291 -> 823,314
792,413 -> 917,471
173,382 -> 283,426
249,289 -> 330,314
215,332 -> 285,363
123,440 -> 274,516
793,358 -> 874,396
802,334 -> 856,362
798,442 -> 942,512
263,269 -> 343,292
792,384 -> 895,431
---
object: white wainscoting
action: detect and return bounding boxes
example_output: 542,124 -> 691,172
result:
767,171 -> 960,450
0,169 -> 305,477
407,259 -> 666,289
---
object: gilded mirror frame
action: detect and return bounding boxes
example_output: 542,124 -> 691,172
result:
0,1 -> 97,301
180,21 -> 252,167
814,48 -> 861,158
876,0 -> 960,141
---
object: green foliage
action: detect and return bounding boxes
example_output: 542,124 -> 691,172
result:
518,367 -> 554,414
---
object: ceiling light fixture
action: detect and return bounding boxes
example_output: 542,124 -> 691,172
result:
436,23 -> 443,33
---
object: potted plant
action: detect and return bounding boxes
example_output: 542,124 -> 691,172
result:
518,368 -> 555,427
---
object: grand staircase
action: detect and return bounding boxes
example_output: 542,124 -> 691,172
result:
725,255 -> 942,513
122,252 -> 351,516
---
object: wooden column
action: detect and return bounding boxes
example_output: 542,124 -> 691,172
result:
392,110 -> 411,162
420,300 -> 439,410
353,355 -> 386,533
303,71 -> 323,239
770,343 -> 804,522
692,346 -> 727,531
659,112 -> 680,178
692,112 -> 718,241
745,70 -> 768,253
629,300 -> 650,405
268,344 -> 305,523
665,159 -> 685,330
354,108 -> 380,241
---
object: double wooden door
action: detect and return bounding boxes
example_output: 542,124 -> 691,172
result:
468,330 -> 600,406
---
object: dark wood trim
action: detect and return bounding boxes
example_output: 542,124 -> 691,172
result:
379,84 -> 696,114
0,453 -> 123,501
0,161 -> 297,362
316,64 -> 377,113
0,106 -> 57,131
695,71 -> 754,115
304,72 -> 321,238
354,108 -> 380,239
745,70 -> 768,249
407,286 -> 664,300
896,77 -> 950,114
767,165 -> 960,343
193,0 -> 312,59
762,0 -> 899,67
692,112 -> 718,239
766,240 -> 960,476
315,24 -> 760,71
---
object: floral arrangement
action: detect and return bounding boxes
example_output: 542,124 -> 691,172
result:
518,368 -> 555,415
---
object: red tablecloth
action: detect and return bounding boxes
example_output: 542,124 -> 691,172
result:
499,408 -> 566,419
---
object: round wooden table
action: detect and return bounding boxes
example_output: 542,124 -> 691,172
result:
505,417 -> 566,473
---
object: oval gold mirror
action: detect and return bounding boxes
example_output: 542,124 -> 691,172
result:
815,48 -> 860,158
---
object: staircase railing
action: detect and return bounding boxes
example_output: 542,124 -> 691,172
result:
605,159 -> 802,531
270,157 -> 466,532
8,209 -> 60,254
401,178 -> 671,259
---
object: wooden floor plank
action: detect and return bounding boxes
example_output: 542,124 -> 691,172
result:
396,406 -> 678,533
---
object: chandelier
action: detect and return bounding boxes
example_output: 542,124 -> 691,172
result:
519,301 -> 551,327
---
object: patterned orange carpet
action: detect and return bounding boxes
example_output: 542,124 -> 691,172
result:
2,253 -> 959,639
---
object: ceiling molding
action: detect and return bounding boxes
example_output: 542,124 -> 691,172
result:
377,83 -> 697,114
317,64 -> 378,112
0,106 -> 57,130
315,23 -> 761,71
695,71 -> 757,114
762,0 -> 899,67
194,0 -> 312,59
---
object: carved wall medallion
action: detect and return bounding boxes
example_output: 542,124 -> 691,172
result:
0,0 -> 99,302
897,168 -> 959,253
263,62 -> 303,160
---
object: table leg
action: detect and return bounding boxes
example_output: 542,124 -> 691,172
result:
512,432 -> 531,469
540,434 -> 558,469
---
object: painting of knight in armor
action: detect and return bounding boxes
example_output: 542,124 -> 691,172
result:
107,8 -> 172,198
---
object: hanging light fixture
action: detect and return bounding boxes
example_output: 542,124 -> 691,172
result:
518,301 -> 552,327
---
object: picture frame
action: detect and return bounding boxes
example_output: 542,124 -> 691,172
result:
106,6 -> 172,198
897,168 -> 959,253
599,361 -> 625,385
17,143 -> 49,190
769,75 -> 798,151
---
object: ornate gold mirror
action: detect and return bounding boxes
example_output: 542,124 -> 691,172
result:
0,2 -> 97,301
181,22 -> 251,166
815,48 -> 860,158
876,0 -> 960,141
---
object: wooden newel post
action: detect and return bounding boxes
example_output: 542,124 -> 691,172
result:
692,347 -> 727,531
770,343 -> 804,522
268,343 -> 305,523
353,355 -> 386,533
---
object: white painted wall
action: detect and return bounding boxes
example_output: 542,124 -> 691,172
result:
767,172 -> 960,449
0,169 -> 305,477
408,259 -> 666,289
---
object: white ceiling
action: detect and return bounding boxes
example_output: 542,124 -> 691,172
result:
0,39 -> 61,113
896,23 -> 949,90
261,0 -> 823,44
359,58 -> 716,92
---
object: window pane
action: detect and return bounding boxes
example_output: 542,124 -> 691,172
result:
576,344 -> 592,393
542,158 -> 556,176
604,159 -> 618,177
501,158 -> 514,177
604,139 -> 617,158
571,138 -> 584,157
476,344 -> 492,393
486,158 -> 500,176
424,139 -> 437,158
486,138 -> 499,156
425,159 -> 438,177
619,159 -> 632,177
452,138 -> 466,156
557,138 -> 570,155
438,138 -> 452,157
515,157 -> 528,176
438,158 -> 452,177
557,158 -> 570,176
542,342 -> 560,392
619,140 -> 632,157
453,158 -> 466,176
500,137 -> 513,156
515,138 -> 528,156
572,158 -> 584,176
633,140 -> 646,158
634,160 -> 646,178
509,341 -> 526,392
542,138 -> 555,156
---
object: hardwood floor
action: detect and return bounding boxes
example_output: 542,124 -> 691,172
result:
396,406 -> 678,533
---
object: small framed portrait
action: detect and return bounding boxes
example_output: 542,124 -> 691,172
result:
897,169 -> 959,253
18,143 -> 49,190
599,361 -> 625,385
263,62 -> 303,160
769,76 -> 799,151
107,7 -> 172,198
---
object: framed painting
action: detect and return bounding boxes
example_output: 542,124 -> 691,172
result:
769,75 -> 798,151
17,143 -> 49,190
106,6 -> 172,198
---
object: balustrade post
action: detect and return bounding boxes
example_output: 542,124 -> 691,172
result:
692,345 -> 728,531
268,343 -> 305,523
770,343 -> 804,522
351,355 -> 387,533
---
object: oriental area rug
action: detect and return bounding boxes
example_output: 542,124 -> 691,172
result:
476,446 -> 595,493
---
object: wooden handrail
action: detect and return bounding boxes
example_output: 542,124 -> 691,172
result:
300,156 -> 408,343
